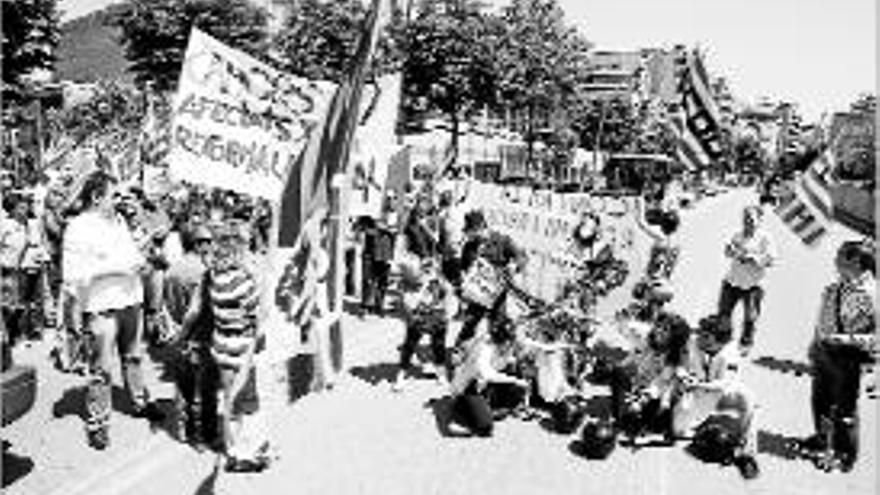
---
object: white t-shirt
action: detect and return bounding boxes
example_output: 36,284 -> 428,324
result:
724,229 -> 777,289
63,211 -> 144,313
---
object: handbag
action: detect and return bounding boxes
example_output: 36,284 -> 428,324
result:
460,257 -> 505,308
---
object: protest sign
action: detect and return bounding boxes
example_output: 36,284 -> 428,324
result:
348,74 -> 402,219
462,183 -> 643,301
167,28 -> 334,200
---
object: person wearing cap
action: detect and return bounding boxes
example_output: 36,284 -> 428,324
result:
800,240 -> 876,472
673,314 -> 760,479
717,205 -> 777,355
62,170 -> 162,450
165,221 -> 218,449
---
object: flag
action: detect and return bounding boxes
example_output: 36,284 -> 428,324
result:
773,149 -> 836,247
277,0 -> 387,247
138,92 -> 170,168
275,0 -> 389,387
669,49 -> 723,170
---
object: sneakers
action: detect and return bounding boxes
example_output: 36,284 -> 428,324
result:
225,457 -> 270,473
798,434 -> 826,452
132,402 -> 166,422
734,455 -> 760,480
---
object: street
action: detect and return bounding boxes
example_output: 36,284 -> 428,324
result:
3,187 -> 877,495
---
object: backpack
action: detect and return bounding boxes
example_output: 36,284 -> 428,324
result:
690,414 -> 743,465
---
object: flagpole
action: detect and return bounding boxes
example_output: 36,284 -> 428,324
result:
327,0 -> 385,376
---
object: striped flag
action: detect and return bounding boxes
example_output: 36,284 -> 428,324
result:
277,0 -> 387,247
774,149 -> 835,247
668,49 -> 724,170
275,0 -> 389,388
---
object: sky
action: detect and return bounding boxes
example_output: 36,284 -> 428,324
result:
499,0 -> 877,122
60,0 -> 876,121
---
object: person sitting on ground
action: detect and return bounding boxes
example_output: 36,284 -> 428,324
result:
608,309 -> 691,442
448,317 -> 531,437
673,314 -> 760,479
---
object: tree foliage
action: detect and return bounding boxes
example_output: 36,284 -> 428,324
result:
1,0 -> 60,99
569,97 -> 640,154
397,1 -> 501,149
111,0 -> 269,92
731,134 -> 768,177
45,81 -> 148,145
495,0 -> 590,138
272,0 -> 403,83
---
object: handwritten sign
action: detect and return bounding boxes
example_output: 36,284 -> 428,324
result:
463,183 -> 641,301
167,28 -> 335,199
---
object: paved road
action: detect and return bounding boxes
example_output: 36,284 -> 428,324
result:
4,187 -> 877,495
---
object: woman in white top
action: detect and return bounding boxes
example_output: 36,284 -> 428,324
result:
62,170 -> 160,450
449,316 -> 567,437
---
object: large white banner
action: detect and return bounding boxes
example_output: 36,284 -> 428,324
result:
167,28 -> 335,199
463,183 -> 643,301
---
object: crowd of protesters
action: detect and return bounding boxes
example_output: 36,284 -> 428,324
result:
351,176 -> 876,480
1,160 -> 876,480
1,163 -> 278,472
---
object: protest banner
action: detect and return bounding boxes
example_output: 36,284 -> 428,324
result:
167,27 -> 335,200
462,183 -> 644,302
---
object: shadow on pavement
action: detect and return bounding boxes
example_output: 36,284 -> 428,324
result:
349,362 -> 399,386
752,355 -> 812,377
52,385 -> 140,420
424,396 -> 472,438
286,354 -> 316,403
192,464 -> 220,495
2,440 -> 34,488
757,429 -> 804,460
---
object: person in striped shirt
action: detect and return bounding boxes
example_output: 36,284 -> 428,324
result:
802,240 -> 876,472
182,219 -> 268,472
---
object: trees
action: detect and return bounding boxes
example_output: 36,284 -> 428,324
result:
495,0 -> 590,166
111,0 -> 269,92
275,0 -> 368,83
272,0 -> 403,84
397,0 -> 500,159
731,134 -> 768,177
569,97 -> 640,154
1,0 -> 60,100
833,94 -> 875,184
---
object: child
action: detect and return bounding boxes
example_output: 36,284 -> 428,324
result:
393,258 -> 449,391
